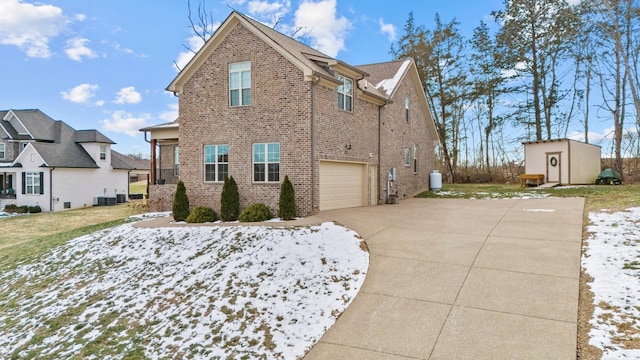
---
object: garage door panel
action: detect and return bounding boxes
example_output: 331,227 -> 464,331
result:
320,161 -> 366,211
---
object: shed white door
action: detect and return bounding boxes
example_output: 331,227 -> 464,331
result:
547,152 -> 561,183
319,161 -> 366,211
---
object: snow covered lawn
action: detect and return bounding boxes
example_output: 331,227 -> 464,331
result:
0,218 -> 368,359
584,207 -> 640,358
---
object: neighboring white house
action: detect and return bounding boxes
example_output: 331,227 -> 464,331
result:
523,138 -> 601,185
0,109 -> 142,211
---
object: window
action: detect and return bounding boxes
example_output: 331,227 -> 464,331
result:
100,145 -> 107,160
0,144 -> 4,159
204,145 -> 229,182
337,75 -> 353,111
403,148 -> 410,167
229,61 -> 251,106
405,95 -> 410,122
23,172 -> 42,195
413,144 -> 418,173
174,146 -> 179,176
253,143 -> 279,182
20,142 -> 28,152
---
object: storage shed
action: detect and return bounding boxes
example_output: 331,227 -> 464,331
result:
523,139 -> 601,185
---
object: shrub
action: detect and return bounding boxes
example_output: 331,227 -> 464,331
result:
17,206 -> 29,214
28,205 -> 41,213
3,204 -> 17,213
220,176 -> 240,221
172,181 -> 190,222
239,203 -> 272,222
278,175 -> 296,220
186,206 -> 218,223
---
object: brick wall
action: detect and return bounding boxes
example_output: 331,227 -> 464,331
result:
178,24 -> 313,216
379,69 -> 437,202
174,21 -> 436,216
148,184 -> 175,212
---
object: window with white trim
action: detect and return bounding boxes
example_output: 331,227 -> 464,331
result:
229,61 -> 251,106
253,143 -> 279,182
100,145 -> 107,160
204,145 -> 229,182
25,172 -> 41,194
0,144 -> 5,159
337,75 -> 353,111
413,144 -> 418,173
405,95 -> 410,122
403,148 -> 410,167
174,146 -> 179,176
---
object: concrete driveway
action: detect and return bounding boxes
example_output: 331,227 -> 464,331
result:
304,197 -> 583,360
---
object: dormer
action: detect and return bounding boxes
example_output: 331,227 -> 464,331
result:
74,130 -> 115,166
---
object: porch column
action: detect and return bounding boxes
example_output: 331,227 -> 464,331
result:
150,139 -> 157,185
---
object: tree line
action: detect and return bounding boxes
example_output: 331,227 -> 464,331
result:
391,0 -> 640,182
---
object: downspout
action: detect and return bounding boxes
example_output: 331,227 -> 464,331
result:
377,105 -> 382,205
310,77 -> 318,213
49,167 -> 54,211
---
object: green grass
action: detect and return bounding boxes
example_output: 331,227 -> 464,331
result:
0,205 -> 135,273
416,183 -> 640,213
129,180 -> 148,196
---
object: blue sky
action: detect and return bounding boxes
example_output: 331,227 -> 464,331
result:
3,0 -> 597,158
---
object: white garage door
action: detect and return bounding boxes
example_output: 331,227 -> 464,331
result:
320,161 -> 366,211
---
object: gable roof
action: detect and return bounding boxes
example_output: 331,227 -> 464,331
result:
1,109 -> 57,141
111,151 -> 150,170
357,59 -> 413,97
29,121 -> 99,168
359,59 -> 440,143
167,11 -> 389,103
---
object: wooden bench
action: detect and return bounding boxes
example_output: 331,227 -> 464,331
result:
519,174 -> 544,187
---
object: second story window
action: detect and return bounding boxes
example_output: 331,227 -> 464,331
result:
0,144 -> 5,160
337,75 -> 353,112
229,61 -> 251,107
100,145 -> 107,160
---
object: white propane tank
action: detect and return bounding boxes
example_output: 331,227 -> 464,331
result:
430,170 -> 442,191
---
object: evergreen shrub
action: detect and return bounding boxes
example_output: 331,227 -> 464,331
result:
172,181 -> 190,221
239,203 -> 272,222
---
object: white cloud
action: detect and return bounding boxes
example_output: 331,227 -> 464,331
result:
0,0 -> 69,58
378,18 -> 396,42
65,37 -> 97,61
61,83 -> 99,104
247,0 -> 291,21
173,27 -> 215,72
158,103 -> 179,122
101,111 -> 151,137
294,0 -> 350,57
74,13 -> 86,21
114,86 -> 142,104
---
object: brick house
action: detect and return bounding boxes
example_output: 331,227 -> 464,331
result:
141,11 -> 439,216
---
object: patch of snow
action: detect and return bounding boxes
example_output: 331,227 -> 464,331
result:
375,60 -> 411,96
583,207 -> 640,358
128,211 -> 171,220
0,221 -> 368,358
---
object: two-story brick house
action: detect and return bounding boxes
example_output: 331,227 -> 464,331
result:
142,11 -> 439,216
0,109 -> 141,211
